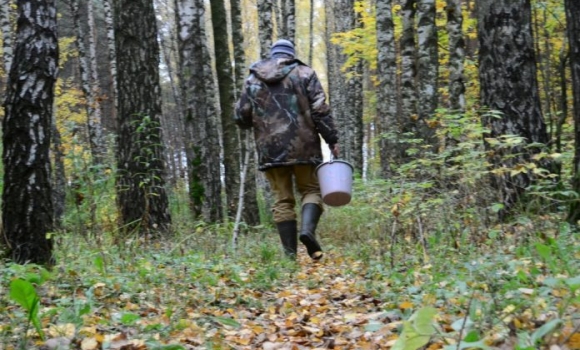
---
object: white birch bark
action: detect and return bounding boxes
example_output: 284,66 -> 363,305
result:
258,0 -> 273,58
175,0 -> 223,222
69,0 -> 105,164
1,0 -> 13,74
376,0 -> 397,176
400,0 -> 417,137
102,0 -> 118,119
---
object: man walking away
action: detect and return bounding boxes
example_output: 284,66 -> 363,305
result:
234,39 -> 340,260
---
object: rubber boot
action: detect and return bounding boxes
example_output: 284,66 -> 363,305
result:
276,220 -> 297,258
299,203 -> 323,260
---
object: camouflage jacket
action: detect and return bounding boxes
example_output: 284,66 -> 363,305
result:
234,57 -> 338,171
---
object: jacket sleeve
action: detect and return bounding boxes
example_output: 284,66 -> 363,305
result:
234,79 -> 253,129
306,71 -> 338,146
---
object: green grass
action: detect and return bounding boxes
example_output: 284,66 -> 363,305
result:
1,196 -> 578,349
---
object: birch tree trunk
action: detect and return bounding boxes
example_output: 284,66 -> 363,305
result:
258,0 -> 274,58
348,59 -> 364,174
210,0 -> 242,221
565,0 -> 580,223
114,0 -> 172,233
275,0 -> 283,37
376,0 -> 397,177
285,0 -> 295,41
446,0 -> 465,112
477,0 -> 550,214
416,0 -> 438,149
399,0 -> 417,161
175,0 -> 222,222
1,0 -> 14,86
2,0 -> 58,265
69,0 -> 105,164
232,0 -> 260,225
326,0 -> 362,172
86,0 -> 104,147
102,0 -> 118,129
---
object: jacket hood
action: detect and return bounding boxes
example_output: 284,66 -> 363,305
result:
249,57 -> 301,83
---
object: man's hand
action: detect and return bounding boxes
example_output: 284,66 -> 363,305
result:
330,144 -> 340,158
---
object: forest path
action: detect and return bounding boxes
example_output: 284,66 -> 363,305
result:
222,249 -> 399,349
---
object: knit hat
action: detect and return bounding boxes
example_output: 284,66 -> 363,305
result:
270,39 -> 295,58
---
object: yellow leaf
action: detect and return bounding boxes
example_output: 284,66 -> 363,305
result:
399,301 -> 414,310
502,304 -> 516,313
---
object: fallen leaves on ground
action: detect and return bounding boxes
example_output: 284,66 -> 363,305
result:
1,244 -> 579,349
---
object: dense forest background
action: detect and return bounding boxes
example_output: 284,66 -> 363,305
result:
0,0 -> 579,349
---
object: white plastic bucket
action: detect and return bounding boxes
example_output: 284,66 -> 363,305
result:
316,159 -> 354,206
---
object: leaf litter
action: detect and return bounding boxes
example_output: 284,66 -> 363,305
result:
1,240 -> 579,350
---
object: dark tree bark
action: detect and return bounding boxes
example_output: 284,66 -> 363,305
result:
52,119 -> 66,229
2,0 -> 58,265
477,0 -> 550,213
210,0 -> 241,221
416,0 -> 438,149
446,0 -> 465,112
565,0 -> 580,223
114,0 -> 172,233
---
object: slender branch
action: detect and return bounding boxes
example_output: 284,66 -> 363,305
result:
232,130 -> 251,249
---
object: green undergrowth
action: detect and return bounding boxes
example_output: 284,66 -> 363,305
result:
1,200 -> 579,349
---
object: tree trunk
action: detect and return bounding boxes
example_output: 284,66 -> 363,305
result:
565,0 -> 580,223
86,0 -> 105,159
102,0 -> 118,131
477,0 -> 550,214
285,0 -> 295,42
114,0 -> 172,233
446,0 -> 465,112
69,0 -> 105,165
399,0 -> 417,161
52,117 -> 66,229
416,0 -> 438,149
175,0 -> 223,222
2,0 -> 58,265
376,0 -> 397,177
258,0 -> 274,58
1,0 -> 14,87
210,0 -> 241,221
327,0 -> 362,172
348,59 -> 364,174
232,0 -> 260,225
